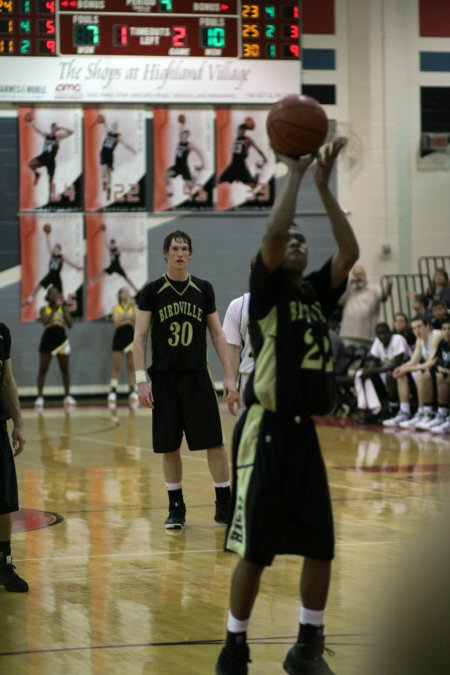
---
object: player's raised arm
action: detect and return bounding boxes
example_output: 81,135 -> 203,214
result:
261,153 -> 314,272
314,139 -> 359,289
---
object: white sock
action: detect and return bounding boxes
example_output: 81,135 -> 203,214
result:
165,482 -> 182,491
227,611 -> 249,634
400,403 -> 410,414
214,481 -> 231,488
300,606 -> 325,627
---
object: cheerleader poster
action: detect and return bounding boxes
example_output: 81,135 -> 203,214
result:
216,108 -> 276,211
84,107 -> 147,211
86,214 -> 147,320
20,215 -> 84,322
153,108 -> 215,211
19,106 -> 83,211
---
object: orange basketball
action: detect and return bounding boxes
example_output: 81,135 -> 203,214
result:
244,116 -> 255,130
43,223 -> 52,234
266,94 -> 328,157
178,114 -> 186,124
24,111 -> 33,123
97,113 -> 105,124
100,223 -> 107,231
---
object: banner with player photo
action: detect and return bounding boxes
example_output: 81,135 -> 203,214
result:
86,214 -> 147,321
19,107 -> 83,211
20,214 -> 84,323
153,107 -> 215,211
216,108 -> 276,211
84,107 -> 146,211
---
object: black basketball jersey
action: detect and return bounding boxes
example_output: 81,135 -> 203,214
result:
102,132 -> 119,151
231,137 -> 248,161
247,254 -> 346,417
0,322 -> 12,421
436,339 -> 450,369
175,141 -> 189,162
49,253 -> 63,272
138,274 -> 216,373
42,133 -> 58,158
110,246 -> 120,264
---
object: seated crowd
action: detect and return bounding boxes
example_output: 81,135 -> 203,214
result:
332,266 -> 450,433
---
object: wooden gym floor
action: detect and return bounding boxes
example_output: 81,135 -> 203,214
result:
1,402 -> 449,674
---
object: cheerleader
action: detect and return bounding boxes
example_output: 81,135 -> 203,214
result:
35,286 -> 75,409
107,287 -> 138,407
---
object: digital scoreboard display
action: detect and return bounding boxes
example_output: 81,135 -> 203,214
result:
0,0 -> 300,59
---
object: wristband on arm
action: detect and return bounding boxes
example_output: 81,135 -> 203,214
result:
135,370 -> 147,384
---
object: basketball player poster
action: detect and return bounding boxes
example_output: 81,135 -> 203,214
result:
20,214 -> 84,322
84,107 -> 146,211
216,108 -> 276,211
19,106 -> 83,211
86,214 -> 146,321
153,108 -> 215,211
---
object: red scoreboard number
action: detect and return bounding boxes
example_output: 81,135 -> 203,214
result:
0,1 -> 300,60
0,0 -> 56,55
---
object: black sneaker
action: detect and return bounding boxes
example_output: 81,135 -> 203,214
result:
164,501 -> 186,530
283,629 -> 335,674
216,643 -> 251,674
214,500 -> 230,527
0,554 -> 29,593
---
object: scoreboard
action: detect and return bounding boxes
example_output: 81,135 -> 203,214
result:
0,0 -> 302,103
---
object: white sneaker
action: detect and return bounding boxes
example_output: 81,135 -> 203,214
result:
431,418 -> 450,434
382,411 -> 410,427
107,391 -> 117,403
128,390 -> 139,403
417,413 -> 447,431
34,396 -> 44,408
64,395 -> 76,407
399,412 -> 424,429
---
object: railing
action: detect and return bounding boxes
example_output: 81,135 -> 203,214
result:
418,255 -> 450,279
380,273 -> 431,325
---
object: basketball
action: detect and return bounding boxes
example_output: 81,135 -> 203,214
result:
100,222 -> 107,231
24,111 -> 33,123
43,223 -> 52,234
244,116 -> 255,130
97,113 -> 105,124
266,94 -> 328,157
178,114 -> 186,124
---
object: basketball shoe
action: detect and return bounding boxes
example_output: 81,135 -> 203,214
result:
382,411 -> 409,427
216,642 -> 251,675
283,626 -> 335,675
164,501 -> 186,530
214,500 -> 230,527
0,554 -> 29,593
399,411 -> 425,429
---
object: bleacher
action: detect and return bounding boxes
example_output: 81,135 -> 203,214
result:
381,255 -> 450,325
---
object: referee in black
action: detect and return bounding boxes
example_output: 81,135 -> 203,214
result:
216,138 -> 359,675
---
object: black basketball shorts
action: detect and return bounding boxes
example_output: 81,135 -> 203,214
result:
151,370 -> 223,453
225,404 -> 335,565
0,422 -> 19,514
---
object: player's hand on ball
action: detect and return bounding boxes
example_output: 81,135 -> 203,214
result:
314,137 -> 348,188
275,151 -> 315,173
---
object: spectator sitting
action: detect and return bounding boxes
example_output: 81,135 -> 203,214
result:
382,316 -> 442,429
339,264 -> 392,348
393,311 -> 416,348
354,322 -> 411,424
406,292 -> 429,321
426,267 -> 450,310
429,299 -> 450,330
431,319 -> 450,434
